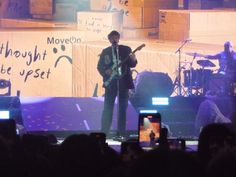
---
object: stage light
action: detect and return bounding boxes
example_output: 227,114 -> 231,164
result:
139,110 -> 158,114
0,110 -> 10,119
152,97 -> 169,106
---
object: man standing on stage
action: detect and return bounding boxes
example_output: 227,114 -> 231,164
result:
97,30 -> 137,139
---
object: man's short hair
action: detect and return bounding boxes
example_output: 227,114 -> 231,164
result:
108,30 -> 120,40
224,41 -> 233,48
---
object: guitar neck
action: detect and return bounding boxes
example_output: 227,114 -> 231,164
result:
116,49 -> 138,68
115,44 -> 145,68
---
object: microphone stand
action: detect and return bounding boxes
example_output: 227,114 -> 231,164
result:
114,44 -> 121,137
175,40 -> 189,96
188,53 -> 197,96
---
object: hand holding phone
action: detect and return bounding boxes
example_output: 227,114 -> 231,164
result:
138,111 -> 161,148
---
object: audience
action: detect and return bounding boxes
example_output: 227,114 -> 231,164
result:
129,148 -> 201,177
206,148 -> 236,177
0,120 -> 234,177
197,123 -> 236,168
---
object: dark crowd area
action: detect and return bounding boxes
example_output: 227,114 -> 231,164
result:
0,120 -> 236,177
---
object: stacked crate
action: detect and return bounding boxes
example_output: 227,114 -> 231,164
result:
1,0 -> 29,19
0,0 -> 9,18
185,0 -> 202,9
159,10 -> 236,45
30,0 -> 90,22
29,0 -> 54,20
224,0 -> 236,8
159,10 -> 190,41
53,3 -> 78,22
1,0 -> 81,28
182,0 -> 225,9
90,0 -> 178,39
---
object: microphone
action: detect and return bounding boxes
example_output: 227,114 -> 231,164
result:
115,45 -> 119,61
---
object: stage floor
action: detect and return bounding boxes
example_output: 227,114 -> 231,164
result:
19,96 -> 235,138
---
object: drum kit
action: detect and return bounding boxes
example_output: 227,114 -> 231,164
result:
132,51 -> 235,98
181,52 -> 232,96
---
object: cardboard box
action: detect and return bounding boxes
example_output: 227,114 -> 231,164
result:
53,3 -> 77,22
0,0 -> 9,18
6,0 -> 29,18
143,7 -> 158,28
90,0 -> 178,11
90,0 -> 176,28
224,0 -> 236,8
90,0 -> 177,10
183,0 -> 226,9
123,7 -> 158,28
159,10 -> 236,44
115,0 -> 161,7
123,7 -> 143,28
90,0 -> 111,11
159,30 -> 189,41
29,0 -> 53,15
77,11 -> 123,40
122,27 -> 158,39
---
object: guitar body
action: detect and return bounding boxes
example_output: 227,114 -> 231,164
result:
103,68 -> 126,88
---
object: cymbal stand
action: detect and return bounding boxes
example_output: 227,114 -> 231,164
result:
175,40 -> 190,96
188,53 -> 197,96
200,65 -> 206,96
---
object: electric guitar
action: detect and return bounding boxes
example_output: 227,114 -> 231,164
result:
103,43 -> 145,88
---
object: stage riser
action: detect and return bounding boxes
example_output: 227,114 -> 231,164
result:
130,96 -> 235,137
20,97 -> 138,132
0,96 -> 233,138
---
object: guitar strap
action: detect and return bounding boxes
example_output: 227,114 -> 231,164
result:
112,46 -> 122,76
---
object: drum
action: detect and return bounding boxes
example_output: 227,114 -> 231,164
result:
134,71 -> 173,98
207,74 -> 232,96
183,69 -> 212,88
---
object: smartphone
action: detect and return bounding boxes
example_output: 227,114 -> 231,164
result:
168,138 -> 186,151
138,111 -> 161,148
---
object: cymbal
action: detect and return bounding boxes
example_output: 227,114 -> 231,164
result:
197,60 -> 216,67
185,52 -> 206,58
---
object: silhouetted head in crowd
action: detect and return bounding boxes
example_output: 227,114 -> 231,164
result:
59,134 -> 103,177
130,148 -> 200,177
120,139 -> 144,163
198,123 -> 236,165
0,136 -> 10,160
231,111 -> 236,124
21,134 -> 50,155
206,148 -> 236,177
